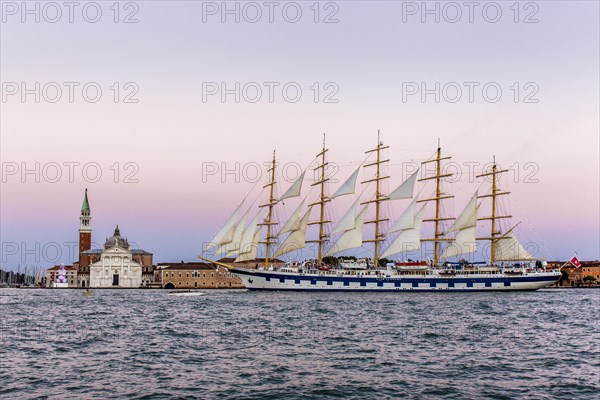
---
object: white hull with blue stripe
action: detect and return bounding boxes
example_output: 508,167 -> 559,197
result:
230,268 -> 561,291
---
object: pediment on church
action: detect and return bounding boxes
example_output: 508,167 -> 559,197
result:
104,245 -> 132,254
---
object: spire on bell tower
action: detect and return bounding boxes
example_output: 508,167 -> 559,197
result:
80,189 -> 91,231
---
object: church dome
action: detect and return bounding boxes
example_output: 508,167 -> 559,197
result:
104,225 -> 130,249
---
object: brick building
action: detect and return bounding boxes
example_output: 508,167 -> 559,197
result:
548,260 -> 600,287
157,262 -> 244,289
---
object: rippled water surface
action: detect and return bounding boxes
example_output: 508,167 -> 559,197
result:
1,288 -> 598,399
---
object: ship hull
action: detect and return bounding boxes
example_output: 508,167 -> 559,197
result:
230,268 -> 561,292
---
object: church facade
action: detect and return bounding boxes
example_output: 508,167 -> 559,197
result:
88,226 -> 144,288
75,190 -> 154,288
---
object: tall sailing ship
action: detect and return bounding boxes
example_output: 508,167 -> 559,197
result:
201,133 -> 561,291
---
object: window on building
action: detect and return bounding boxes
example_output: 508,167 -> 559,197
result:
179,272 -> 182,277
194,282 -> 198,287
186,273 -> 189,278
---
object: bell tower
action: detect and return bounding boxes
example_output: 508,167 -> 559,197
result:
79,189 -> 92,270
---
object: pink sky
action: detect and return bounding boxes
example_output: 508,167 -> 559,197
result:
1,1 -> 598,267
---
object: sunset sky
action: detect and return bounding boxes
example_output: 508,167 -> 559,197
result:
1,1 -> 598,268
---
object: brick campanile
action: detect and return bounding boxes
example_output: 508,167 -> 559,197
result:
79,188 -> 92,270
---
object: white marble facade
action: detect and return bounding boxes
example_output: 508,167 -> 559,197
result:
89,227 -> 143,288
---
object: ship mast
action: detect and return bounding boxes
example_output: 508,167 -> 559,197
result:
418,141 -> 454,266
362,130 -> 389,268
259,150 -> 278,267
476,157 -> 511,264
307,134 -> 331,266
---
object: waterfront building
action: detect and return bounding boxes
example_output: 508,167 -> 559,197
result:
157,262 -> 244,289
46,265 -> 78,287
546,261 -> 564,270
547,260 -> 600,287
561,260 -> 600,287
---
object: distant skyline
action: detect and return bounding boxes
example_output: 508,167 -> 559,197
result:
1,1 -> 598,268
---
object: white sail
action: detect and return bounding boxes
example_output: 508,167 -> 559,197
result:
331,166 -> 360,198
440,226 -> 477,259
278,199 -> 306,236
381,205 -> 425,258
273,207 -> 312,258
279,171 -> 305,201
215,210 -> 249,254
447,191 -> 478,233
206,200 -> 244,250
494,230 -> 534,261
325,205 -> 369,256
235,229 -> 262,263
331,197 -> 360,234
228,210 -> 250,251
389,198 -> 417,233
226,210 -> 261,257
214,241 -> 233,256
236,211 -> 261,254
388,169 -> 419,200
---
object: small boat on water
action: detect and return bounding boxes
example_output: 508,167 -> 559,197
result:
83,289 -> 93,296
167,290 -> 205,297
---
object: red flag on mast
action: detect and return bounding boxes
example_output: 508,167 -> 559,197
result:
569,256 -> 581,268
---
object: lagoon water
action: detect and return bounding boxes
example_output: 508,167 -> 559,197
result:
0,288 -> 598,399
